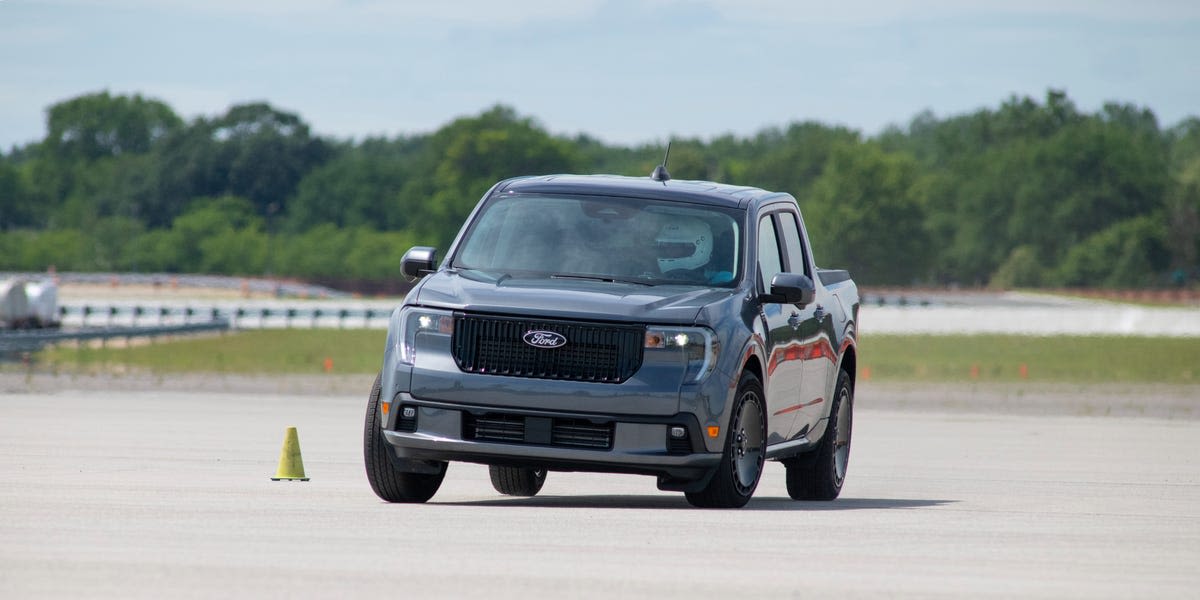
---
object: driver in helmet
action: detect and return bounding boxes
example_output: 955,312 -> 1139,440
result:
655,218 -> 731,284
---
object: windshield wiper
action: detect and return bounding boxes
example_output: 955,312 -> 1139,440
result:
550,273 -> 655,287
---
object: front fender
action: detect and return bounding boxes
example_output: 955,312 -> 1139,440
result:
379,306 -> 413,429
690,333 -> 767,454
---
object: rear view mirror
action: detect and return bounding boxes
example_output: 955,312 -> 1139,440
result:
767,272 -> 815,306
401,246 -> 437,280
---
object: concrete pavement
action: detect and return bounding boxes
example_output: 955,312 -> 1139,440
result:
1,387 -> 1197,598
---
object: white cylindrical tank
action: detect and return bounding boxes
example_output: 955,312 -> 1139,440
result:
0,278 -> 32,329
25,279 -> 59,327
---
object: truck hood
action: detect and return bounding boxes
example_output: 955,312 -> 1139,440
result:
411,269 -> 734,324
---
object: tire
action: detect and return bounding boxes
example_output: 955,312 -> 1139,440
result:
363,374 -> 446,503
785,368 -> 853,501
489,466 -> 547,497
685,371 -> 766,509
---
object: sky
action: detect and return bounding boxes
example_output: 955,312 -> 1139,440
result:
1,0 -> 1198,151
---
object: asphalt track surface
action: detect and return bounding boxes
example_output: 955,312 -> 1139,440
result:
2,384 -> 1198,599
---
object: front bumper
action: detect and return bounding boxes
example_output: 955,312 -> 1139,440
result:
382,393 -> 722,487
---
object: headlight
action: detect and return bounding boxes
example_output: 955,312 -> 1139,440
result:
645,326 -> 719,383
397,307 -> 454,364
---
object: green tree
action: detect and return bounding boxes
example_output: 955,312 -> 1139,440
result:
276,224 -> 351,277
25,92 -> 181,230
170,196 -> 263,271
4,230 -> 92,271
90,216 -> 145,271
199,228 -> 268,275
739,122 -> 860,202
1010,107 -> 1168,262
805,142 -> 930,284
989,245 -> 1047,288
155,103 -> 332,226
1164,170 -> 1200,282
1166,119 -> 1200,280
285,137 -> 425,232
3,88 -> 1194,288
123,230 -> 183,273
1056,216 -> 1170,287
43,91 -> 182,161
0,160 -> 37,228
400,105 -> 581,248
341,228 -> 418,279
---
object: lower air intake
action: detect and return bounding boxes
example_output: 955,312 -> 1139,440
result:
463,413 -> 614,450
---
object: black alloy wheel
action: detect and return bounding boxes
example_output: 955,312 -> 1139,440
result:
785,368 -> 853,501
685,371 -> 766,508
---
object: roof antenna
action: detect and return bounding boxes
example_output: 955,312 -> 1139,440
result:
650,141 -> 671,183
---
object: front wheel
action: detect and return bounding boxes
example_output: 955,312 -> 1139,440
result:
685,371 -> 766,509
785,368 -> 853,501
363,374 -> 446,503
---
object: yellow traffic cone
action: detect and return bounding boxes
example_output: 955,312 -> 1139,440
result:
271,426 -> 309,481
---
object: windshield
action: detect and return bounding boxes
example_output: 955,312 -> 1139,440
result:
453,193 -> 742,287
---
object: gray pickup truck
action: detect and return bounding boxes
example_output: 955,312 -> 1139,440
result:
364,171 -> 860,508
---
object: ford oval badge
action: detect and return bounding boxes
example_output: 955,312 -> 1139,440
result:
523,330 -> 567,349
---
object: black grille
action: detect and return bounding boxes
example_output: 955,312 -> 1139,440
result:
551,420 -> 614,449
468,413 -> 524,442
453,315 -> 643,383
464,413 -> 614,450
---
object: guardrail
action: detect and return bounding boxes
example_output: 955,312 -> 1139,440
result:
0,272 -> 352,299
0,320 -> 231,354
56,304 -> 393,329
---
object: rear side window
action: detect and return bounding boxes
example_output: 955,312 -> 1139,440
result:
757,215 -> 783,292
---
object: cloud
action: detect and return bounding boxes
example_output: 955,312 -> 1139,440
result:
702,0 -> 1200,24
0,24 -> 70,47
38,0 -> 604,26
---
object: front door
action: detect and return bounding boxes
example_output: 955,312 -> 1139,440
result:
777,211 -> 833,439
757,213 -> 805,444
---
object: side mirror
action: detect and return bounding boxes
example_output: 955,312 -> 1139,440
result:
766,272 -> 815,306
401,246 -> 437,280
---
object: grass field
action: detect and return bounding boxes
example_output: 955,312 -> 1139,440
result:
34,329 -> 1200,383
39,329 -> 387,375
858,334 -> 1198,383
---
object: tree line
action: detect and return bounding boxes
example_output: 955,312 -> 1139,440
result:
1,90 -> 1197,288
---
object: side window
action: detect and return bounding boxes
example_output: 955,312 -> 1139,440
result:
778,212 -> 811,277
757,214 -> 783,292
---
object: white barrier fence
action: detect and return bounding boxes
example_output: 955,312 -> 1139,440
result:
58,301 -> 398,330
865,305 -> 1200,337
54,296 -> 1200,337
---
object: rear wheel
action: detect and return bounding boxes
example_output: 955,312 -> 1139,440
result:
363,374 -> 446,503
489,466 -> 547,496
685,371 -> 766,509
785,368 -> 853,500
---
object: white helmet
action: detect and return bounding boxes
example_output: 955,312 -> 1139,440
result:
656,218 -> 713,272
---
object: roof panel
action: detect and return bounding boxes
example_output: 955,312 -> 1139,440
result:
497,174 -> 784,208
